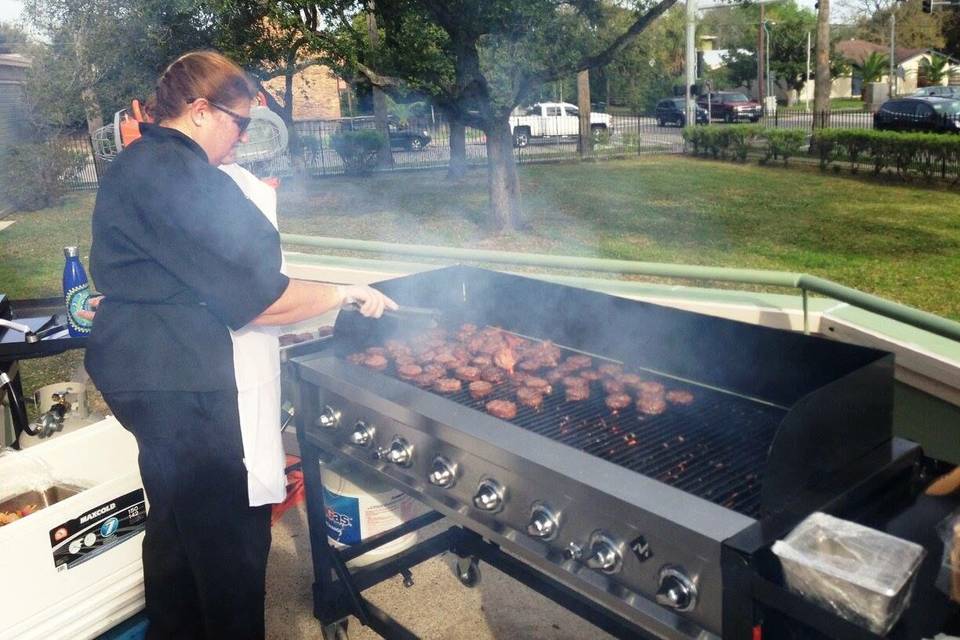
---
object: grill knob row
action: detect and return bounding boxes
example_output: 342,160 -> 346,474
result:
349,421 -> 375,447
656,565 -> 698,611
317,405 -> 341,429
526,504 -> 560,540
428,456 -> 457,488
472,479 -> 506,512
386,437 -> 413,467
585,534 -> 622,574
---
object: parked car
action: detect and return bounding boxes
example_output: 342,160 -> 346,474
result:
654,98 -> 709,127
697,92 -> 762,123
338,116 -> 432,151
510,102 -> 611,147
873,96 -> 960,133
912,86 -> 960,99
388,123 -> 431,151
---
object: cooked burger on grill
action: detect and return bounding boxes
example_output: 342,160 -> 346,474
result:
562,376 -> 587,388
414,371 -> 442,387
397,364 -> 423,380
365,347 -> 388,357
468,380 -> 494,399
666,389 -> 695,406
485,399 -> 517,420
454,366 -> 481,381
523,376 -> 552,394
605,393 -> 632,411
565,382 -> 590,402
637,381 -> 665,397
516,387 -> 544,410
394,355 -> 416,368
471,355 -> 493,367
637,395 -> 667,415
564,354 -> 593,370
619,373 -> 644,388
433,377 -> 463,394
481,366 -> 506,384
603,379 -> 626,395
363,354 -> 389,370
517,359 -> 544,372
598,363 -> 623,378
580,369 -> 602,382
424,363 -> 448,376
346,352 -> 366,365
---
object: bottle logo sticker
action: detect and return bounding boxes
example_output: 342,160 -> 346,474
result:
65,284 -> 92,333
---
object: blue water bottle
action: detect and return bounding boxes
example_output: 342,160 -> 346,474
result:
63,246 -> 92,337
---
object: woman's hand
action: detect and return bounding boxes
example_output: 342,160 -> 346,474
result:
76,295 -> 103,321
336,285 -> 399,319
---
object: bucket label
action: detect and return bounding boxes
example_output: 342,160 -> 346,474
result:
323,486 -> 361,545
49,489 -> 146,571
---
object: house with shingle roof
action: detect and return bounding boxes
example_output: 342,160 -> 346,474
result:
835,38 -> 960,96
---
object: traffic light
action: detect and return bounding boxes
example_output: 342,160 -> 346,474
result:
923,0 -> 933,13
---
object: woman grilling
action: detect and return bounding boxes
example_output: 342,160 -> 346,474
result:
84,50 -> 396,640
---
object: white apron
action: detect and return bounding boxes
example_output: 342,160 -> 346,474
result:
219,163 -> 287,507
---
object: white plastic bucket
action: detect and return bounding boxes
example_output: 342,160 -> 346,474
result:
320,459 -> 427,567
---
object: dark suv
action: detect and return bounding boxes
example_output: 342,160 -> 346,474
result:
697,92 -> 762,123
873,96 -> 960,133
655,98 -> 709,127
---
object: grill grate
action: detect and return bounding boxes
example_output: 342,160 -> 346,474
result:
354,354 -> 784,519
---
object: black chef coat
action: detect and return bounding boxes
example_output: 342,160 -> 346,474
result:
85,124 -> 289,393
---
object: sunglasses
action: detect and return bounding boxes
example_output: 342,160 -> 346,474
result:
187,98 -> 252,133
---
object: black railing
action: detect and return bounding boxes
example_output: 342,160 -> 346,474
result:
50,107 -> 960,188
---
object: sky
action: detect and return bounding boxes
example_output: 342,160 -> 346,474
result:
0,1 -> 23,25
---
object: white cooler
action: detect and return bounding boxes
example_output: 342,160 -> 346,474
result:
0,417 -> 145,640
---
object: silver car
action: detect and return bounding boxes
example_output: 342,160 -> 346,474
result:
912,86 -> 960,99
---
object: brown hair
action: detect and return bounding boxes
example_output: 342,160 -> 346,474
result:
153,50 -> 257,123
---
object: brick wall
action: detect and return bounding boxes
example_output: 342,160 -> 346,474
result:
263,64 -> 343,121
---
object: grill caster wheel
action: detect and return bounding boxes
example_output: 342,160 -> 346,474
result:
322,621 -> 349,640
455,556 -> 481,587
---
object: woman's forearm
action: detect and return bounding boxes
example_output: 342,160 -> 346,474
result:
252,279 -> 343,326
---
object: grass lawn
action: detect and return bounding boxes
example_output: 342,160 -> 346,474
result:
830,97 -> 866,111
3,155 -> 960,393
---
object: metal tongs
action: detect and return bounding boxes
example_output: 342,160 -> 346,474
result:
344,303 -> 442,329
0,318 -> 68,343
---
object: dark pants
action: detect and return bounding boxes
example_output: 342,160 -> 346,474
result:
104,390 -> 272,640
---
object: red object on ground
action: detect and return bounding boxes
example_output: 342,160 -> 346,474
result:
271,455 -> 305,526
752,625 -> 762,640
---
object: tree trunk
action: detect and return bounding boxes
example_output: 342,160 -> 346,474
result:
80,87 -> 103,138
447,114 -> 467,179
367,7 -> 394,168
284,61 -> 305,176
485,118 -> 522,231
813,0 -> 831,128
577,70 -> 593,157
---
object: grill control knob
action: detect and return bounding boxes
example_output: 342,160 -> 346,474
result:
349,421 -> 375,447
386,437 -> 413,467
656,566 -> 698,612
585,534 -> 622,574
526,504 -> 560,540
317,405 -> 341,429
428,457 -> 457,488
473,479 -> 505,512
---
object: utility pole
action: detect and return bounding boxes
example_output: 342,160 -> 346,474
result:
764,20 -> 773,103
577,70 -> 592,157
686,0 -> 698,126
806,31 -> 812,111
889,11 -> 897,97
813,0 -> 831,128
758,2 -> 766,102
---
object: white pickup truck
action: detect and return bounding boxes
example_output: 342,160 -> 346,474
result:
509,102 -> 612,148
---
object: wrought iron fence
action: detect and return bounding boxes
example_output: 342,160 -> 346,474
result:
56,134 -> 101,191
51,106 -> 960,189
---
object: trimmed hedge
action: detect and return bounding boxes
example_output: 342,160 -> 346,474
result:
810,129 -> 960,181
0,141 -> 86,212
330,129 -> 387,175
682,125 -> 806,166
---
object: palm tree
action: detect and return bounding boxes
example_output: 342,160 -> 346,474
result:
851,52 -> 889,96
920,55 -> 950,86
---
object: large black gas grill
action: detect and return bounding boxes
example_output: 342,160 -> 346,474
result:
292,266 -> 919,639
